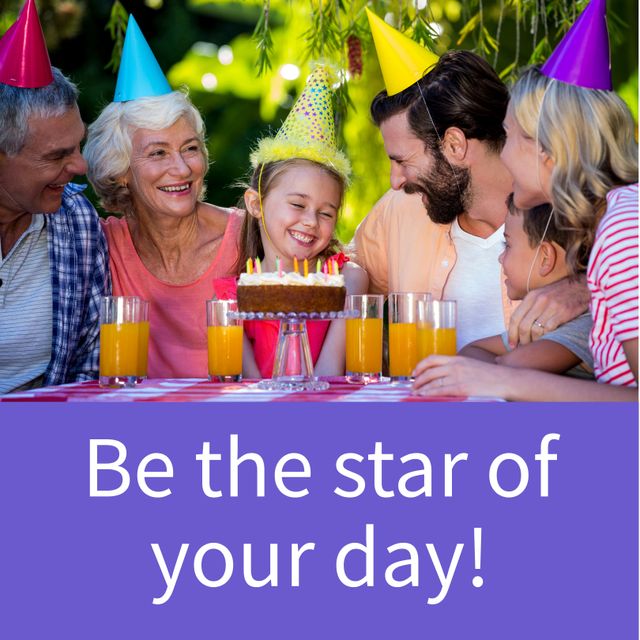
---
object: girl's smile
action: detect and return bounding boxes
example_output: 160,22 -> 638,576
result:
288,229 -> 316,245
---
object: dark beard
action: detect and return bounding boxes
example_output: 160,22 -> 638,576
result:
403,150 -> 472,225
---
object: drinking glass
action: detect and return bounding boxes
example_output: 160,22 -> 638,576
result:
388,292 -> 431,382
345,294 -> 384,384
99,296 -> 149,388
206,299 -> 243,382
417,299 -> 457,359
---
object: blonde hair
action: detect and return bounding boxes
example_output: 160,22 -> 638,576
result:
84,91 -> 208,217
234,158 -> 345,275
510,68 -> 638,273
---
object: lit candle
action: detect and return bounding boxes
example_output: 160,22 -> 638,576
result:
303,258 -> 309,277
293,256 -> 299,274
322,261 -> 327,274
246,258 -> 253,274
316,259 -> 321,274
256,256 -> 262,274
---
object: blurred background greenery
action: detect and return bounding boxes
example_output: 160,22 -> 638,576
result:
1,0 -> 637,243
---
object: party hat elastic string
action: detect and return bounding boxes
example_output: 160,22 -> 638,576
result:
524,81 -> 557,293
257,163 -> 273,247
526,206 -> 556,294
416,83 -> 465,206
534,79 -> 554,203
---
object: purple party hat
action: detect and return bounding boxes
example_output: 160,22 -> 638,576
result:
541,0 -> 612,90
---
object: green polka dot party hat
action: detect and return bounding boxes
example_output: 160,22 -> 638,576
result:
251,65 -> 351,181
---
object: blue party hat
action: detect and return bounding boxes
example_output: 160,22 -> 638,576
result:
113,14 -> 171,102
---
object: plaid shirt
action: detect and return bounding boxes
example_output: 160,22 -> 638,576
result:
43,183 -> 110,386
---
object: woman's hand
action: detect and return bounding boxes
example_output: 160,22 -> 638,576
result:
412,355 -> 511,398
412,353 -> 638,402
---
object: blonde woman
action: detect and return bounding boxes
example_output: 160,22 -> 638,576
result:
412,64 -> 637,401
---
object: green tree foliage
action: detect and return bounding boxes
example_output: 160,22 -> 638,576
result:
1,0 -> 637,241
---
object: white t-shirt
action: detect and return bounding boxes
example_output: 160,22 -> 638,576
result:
442,218 -> 505,350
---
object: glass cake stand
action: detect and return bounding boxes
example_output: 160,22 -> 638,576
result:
230,310 -> 359,391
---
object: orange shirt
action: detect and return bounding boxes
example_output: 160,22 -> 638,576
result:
102,209 -> 243,378
350,189 -> 515,328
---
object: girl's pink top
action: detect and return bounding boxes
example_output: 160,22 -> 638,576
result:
246,318 -> 330,379
213,253 -> 349,379
102,209 -> 243,378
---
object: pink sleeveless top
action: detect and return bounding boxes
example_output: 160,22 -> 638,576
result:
102,209 -> 243,378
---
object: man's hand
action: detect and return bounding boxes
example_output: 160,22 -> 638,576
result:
507,275 -> 590,347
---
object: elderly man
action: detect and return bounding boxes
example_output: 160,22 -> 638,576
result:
353,13 -> 589,349
0,2 -> 109,394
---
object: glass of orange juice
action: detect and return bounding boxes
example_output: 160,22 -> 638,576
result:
206,299 -> 243,382
417,299 -> 457,359
345,294 -> 384,384
99,296 -> 149,388
388,292 -> 431,383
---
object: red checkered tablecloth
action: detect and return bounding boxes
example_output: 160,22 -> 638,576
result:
0,378 -> 501,402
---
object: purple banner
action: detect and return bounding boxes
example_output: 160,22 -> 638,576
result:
1,403 -> 637,638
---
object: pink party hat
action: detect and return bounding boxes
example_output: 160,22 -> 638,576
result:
0,0 -> 53,88
541,0 -> 612,90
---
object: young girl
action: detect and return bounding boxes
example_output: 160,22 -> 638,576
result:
215,67 -> 367,378
412,1 -> 638,400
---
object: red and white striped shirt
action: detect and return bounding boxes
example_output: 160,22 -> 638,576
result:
587,183 -> 638,386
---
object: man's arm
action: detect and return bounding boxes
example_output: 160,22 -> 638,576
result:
350,191 -> 392,295
507,275 -> 590,347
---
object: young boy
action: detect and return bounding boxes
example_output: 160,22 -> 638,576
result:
460,195 -> 593,378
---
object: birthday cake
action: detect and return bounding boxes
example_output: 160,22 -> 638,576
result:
237,271 -> 346,314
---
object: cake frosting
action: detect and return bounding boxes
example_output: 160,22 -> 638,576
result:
238,271 -> 345,287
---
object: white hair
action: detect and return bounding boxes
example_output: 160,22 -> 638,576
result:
84,91 -> 208,216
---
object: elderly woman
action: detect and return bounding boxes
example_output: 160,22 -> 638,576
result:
84,90 -> 242,378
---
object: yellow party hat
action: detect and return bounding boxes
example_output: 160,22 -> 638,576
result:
366,8 -> 439,96
251,65 -> 350,180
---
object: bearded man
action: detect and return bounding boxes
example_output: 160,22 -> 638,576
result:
353,50 -> 589,348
